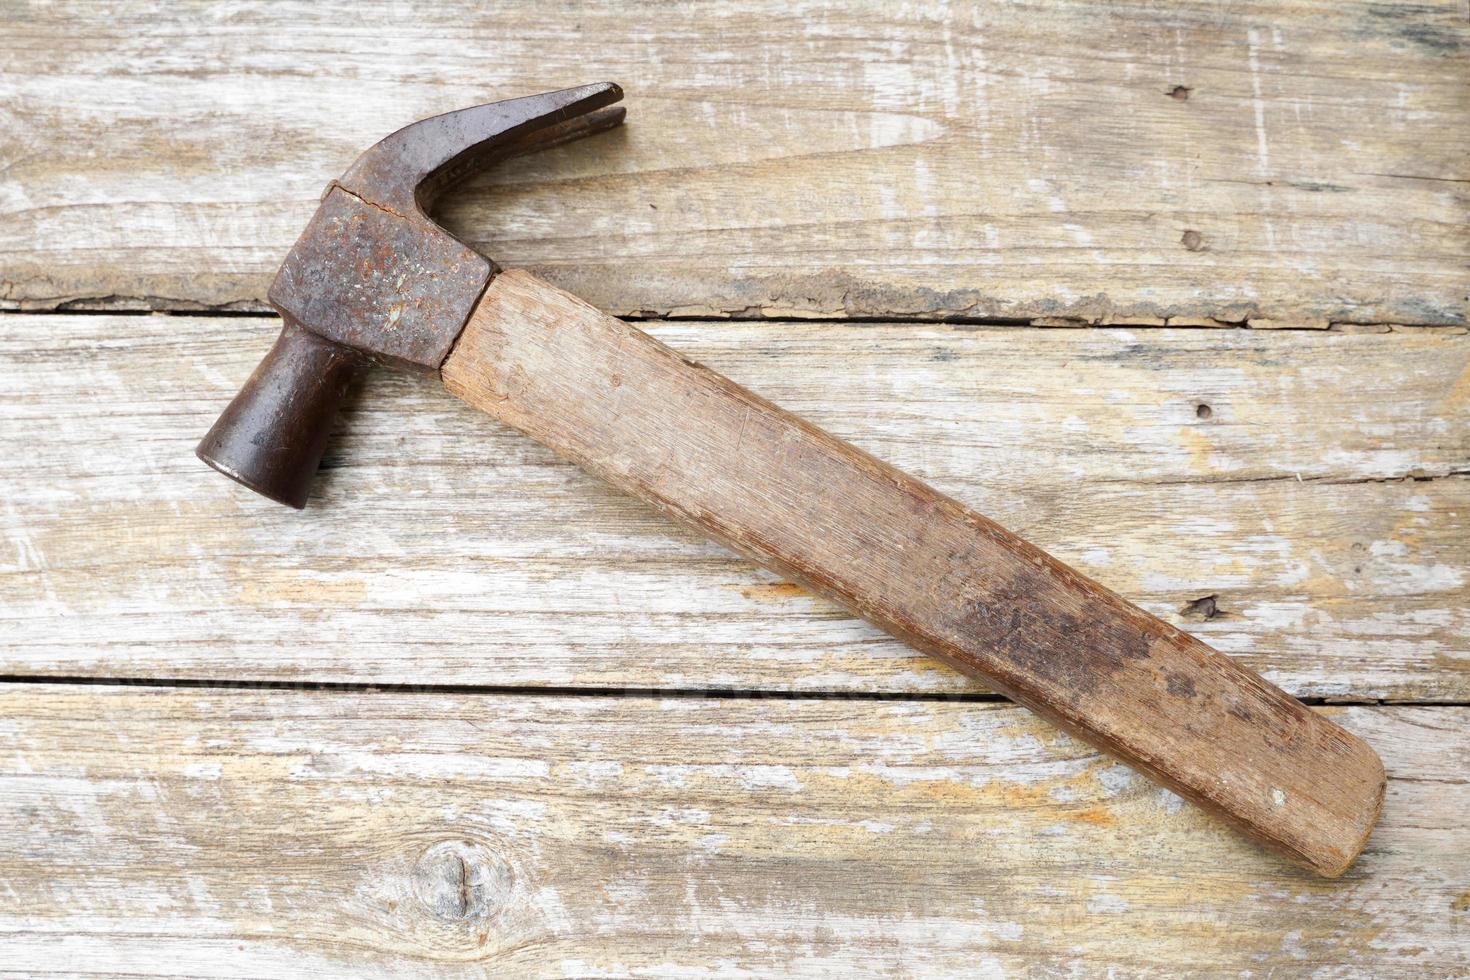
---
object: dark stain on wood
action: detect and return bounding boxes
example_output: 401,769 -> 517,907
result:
956,562 -> 1156,699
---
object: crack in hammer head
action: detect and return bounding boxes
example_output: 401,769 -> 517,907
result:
196,83 -> 626,508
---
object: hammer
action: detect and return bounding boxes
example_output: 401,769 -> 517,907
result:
198,83 -> 1384,877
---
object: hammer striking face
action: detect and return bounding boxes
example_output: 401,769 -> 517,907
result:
198,85 -> 1386,878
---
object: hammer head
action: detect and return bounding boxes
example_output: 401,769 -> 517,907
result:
197,83 -> 625,508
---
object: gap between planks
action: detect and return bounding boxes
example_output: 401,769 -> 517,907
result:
3,305 -> 1466,335
0,676 -> 1463,708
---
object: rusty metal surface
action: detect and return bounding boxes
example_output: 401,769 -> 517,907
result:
199,83 -> 625,505
338,82 -> 625,216
269,188 -> 492,373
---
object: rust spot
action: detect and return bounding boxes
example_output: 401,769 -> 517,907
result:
1073,806 -> 1117,827
741,581 -> 811,601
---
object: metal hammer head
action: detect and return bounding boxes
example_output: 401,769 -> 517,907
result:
196,83 -> 625,508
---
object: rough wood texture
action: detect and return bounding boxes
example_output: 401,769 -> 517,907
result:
3,312 -> 1466,700
444,271 -> 1386,875
1,1 -> 1465,325
0,686 -> 1464,976
3,0 -> 1466,964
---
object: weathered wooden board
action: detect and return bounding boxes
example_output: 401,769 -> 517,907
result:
3,0 -> 1465,971
3,313 -> 1465,699
0,686 -> 1463,976
2,1 -> 1465,325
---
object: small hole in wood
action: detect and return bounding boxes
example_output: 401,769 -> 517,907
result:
1169,85 -> 1192,101
1180,595 -> 1221,622
1196,403 -> 1213,419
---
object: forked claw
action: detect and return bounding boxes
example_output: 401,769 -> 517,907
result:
338,82 -> 625,214
494,104 -> 627,164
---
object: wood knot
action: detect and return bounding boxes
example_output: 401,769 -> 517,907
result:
411,839 -> 513,922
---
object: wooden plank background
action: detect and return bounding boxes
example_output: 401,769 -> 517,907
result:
3,314 -> 1467,700
1,0 -> 1466,326
0,0 -> 1466,975
2,688 -> 1468,976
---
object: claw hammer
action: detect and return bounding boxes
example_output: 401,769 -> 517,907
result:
197,83 -> 1385,877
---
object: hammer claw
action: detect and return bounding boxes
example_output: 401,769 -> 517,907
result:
339,82 -> 625,213
496,104 -> 628,164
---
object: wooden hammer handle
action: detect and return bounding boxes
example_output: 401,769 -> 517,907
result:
442,269 -> 1385,877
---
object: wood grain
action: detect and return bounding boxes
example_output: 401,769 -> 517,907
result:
443,270 -> 1387,876
0,685 -> 1463,976
1,0 -> 1464,963
3,312 -> 1466,699
1,0 -> 1465,325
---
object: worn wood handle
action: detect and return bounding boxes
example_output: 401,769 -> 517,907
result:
442,269 -> 1385,877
